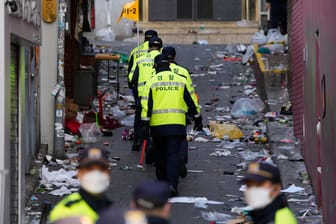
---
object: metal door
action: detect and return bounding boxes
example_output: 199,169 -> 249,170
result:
149,0 -> 241,21
10,45 -> 19,223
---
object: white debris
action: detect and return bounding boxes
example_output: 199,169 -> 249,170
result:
40,165 -> 79,187
210,150 -> 231,157
195,137 -> 209,143
169,197 -> 224,205
201,211 -> 232,222
49,186 -> 78,196
281,184 -> 305,193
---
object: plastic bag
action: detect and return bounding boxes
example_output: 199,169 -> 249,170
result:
120,115 -> 135,127
251,31 -> 267,45
79,123 -> 102,143
267,29 -> 286,44
201,211 -> 232,222
209,121 -> 244,140
242,45 -> 254,64
231,98 -> 265,118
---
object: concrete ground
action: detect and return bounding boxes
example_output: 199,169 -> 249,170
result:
25,44 -> 321,223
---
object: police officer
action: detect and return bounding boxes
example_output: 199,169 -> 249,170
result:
162,46 -> 202,178
131,180 -> 171,224
141,54 -> 202,196
52,217 -> 93,224
97,210 -> 148,224
128,37 -> 163,152
128,30 -> 159,75
243,162 -> 297,224
49,148 -> 112,223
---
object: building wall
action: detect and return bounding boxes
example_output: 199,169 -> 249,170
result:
40,20 -> 58,154
0,2 -> 41,223
319,0 -> 336,222
290,0 -> 336,221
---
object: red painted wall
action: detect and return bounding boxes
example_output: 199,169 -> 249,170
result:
319,0 -> 336,223
290,0 -> 336,222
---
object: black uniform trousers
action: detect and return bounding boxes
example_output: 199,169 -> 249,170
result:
133,97 -> 142,144
152,135 -> 184,190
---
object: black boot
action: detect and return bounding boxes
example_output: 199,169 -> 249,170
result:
131,140 -> 141,151
179,159 -> 188,178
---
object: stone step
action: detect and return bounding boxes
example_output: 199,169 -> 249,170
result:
139,21 -> 258,44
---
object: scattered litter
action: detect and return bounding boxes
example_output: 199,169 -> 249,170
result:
210,150 -> 231,157
239,150 -> 266,161
209,64 -> 224,69
264,112 -> 278,118
244,88 -> 256,95
30,195 -> 38,201
169,197 -> 224,205
193,40 -> 208,45
278,145 -> 295,150
40,165 -> 79,187
277,154 -> 289,160
49,186 -> 78,196
239,185 -> 247,192
201,211 -> 232,222
194,137 -> 209,143
280,138 -> 294,143
231,98 -> 265,118
209,122 -> 244,140
231,206 -> 252,214
120,115 -> 135,126
188,170 -> 204,173
242,45 -> 254,64
251,31 -> 267,45
79,123 -> 102,143
281,184 -> 305,193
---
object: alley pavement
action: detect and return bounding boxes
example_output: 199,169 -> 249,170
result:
25,44 -> 321,224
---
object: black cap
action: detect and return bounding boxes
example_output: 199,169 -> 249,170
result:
133,181 -> 170,209
148,37 -> 163,49
145,30 -> 158,41
154,54 -> 170,68
162,46 -> 176,60
52,217 -> 93,224
78,148 -> 109,169
97,209 -> 147,224
243,162 -> 281,184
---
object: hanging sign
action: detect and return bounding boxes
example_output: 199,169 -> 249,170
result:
42,0 -> 57,23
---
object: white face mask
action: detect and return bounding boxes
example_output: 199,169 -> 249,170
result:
244,187 -> 273,209
80,170 -> 110,194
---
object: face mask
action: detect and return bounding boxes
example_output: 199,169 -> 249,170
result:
80,170 -> 110,194
244,187 -> 273,209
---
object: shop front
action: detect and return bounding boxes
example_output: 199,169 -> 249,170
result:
0,1 -> 41,223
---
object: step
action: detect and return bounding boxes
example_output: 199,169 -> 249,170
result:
139,21 -> 258,44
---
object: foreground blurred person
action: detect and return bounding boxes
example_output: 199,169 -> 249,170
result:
243,162 -> 297,224
49,148 -> 112,223
52,217 -> 93,224
97,210 -> 148,224
131,180 -> 171,224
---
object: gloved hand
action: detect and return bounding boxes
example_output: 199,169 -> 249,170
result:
193,115 -> 203,131
141,122 -> 150,139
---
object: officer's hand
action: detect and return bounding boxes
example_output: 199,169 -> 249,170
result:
141,122 -> 150,139
193,115 -> 203,131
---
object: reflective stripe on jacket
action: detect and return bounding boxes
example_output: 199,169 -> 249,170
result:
129,50 -> 160,97
49,193 -> 98,223
141,70 -> 200,127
